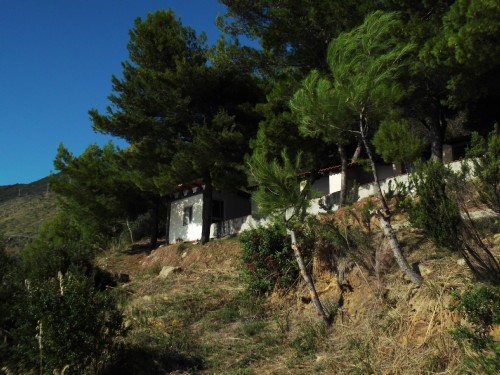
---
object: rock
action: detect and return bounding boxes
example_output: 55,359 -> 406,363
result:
159,266 -> 182,279
418,264 -> 432,276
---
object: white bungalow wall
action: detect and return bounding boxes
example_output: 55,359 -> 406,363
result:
169,193 -> 204,243
169,191 -> 252,243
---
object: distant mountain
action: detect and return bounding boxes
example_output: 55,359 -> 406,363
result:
0,176 -> 52,204
0,176 -> 58,252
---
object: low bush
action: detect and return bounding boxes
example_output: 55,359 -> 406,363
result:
239,224 -> 298,295
8,270 -> 125,374
450,285 -> 500,374
409,161 -> 461,251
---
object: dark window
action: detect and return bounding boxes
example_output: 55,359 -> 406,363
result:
183,206 -> 193,226
212,200 -> 224,222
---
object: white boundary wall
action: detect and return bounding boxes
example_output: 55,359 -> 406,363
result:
234,159 -> 470,232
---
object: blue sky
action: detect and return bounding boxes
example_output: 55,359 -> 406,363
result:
0,0 -> 232,185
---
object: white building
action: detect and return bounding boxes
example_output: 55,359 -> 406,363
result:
167,180 -> 251,243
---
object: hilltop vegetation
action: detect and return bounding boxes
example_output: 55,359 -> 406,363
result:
0,177 -> 58,252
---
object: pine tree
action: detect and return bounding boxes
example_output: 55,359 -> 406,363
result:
326,11 -> 422,285
248,151 -> 332,325
90,11 -> 262,244
290,70 -> 357,206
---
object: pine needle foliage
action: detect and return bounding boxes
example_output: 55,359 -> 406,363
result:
327,11 -> 414,122
290,70 -> 352,144
248,150 -> 310,220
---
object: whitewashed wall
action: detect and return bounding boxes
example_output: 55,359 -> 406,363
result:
169,193 -> 203,243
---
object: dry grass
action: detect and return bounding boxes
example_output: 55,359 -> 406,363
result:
0,192 -> 58,253
95,204 -> 498,374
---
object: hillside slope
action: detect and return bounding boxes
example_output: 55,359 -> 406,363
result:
96,203 -> 500,374
0,177 -> 58,251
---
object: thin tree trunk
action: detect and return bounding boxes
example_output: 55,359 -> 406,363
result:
376,210 -> 422,285
428,100 -> 447,162
126,218 -> 134,243
351,140 -> 363,163
165,198 -> 171,245
338,143 -> 348,207
201,174 -> 213,245
359,114 -> 389,212
287,224 -> 332,325
150,196 -> 160,249
360,113 -> 422,286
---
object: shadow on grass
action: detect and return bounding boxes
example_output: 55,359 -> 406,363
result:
102,346 -> 203,375
122,240 -> 166,255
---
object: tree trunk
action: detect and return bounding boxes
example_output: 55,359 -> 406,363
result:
201,174 -> 213,245
376,210 -> 422,285
338,143 -> 348,207
287,224 -> 332,325
360,113 -> 422,286
126,218 -> 134,243
351,140 -> 362,163
359,114 -> 389,212
165,198 -> 171,245
427,99 -> 447,162
150,195 -> 160,249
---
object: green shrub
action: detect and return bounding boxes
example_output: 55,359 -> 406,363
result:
0,243 -> 22,364
409,161 -> 461,251
21,211 -> 95,281
239,224 -> 298,295
8,271 -> 125,374
450,285 -> 500,374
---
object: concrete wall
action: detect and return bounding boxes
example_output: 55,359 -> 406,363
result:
175,160 -> 470,240
169,193 -> 203,243
169,191 -> 252,243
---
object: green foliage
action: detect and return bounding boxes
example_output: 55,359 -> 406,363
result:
51,142 -> 150,244
450,285 -> 500,374
248,150 -> 310,218
409,161 -> 461,251
239,224 -> 298,295
327,11 -> 414,123
373,119 -> 426,163
21,211 -> 95,281
466,125 -> 500,214
290,69 -> 353,146
219,0 -> 373,75
8,271 -> 125,374
0,243 -> 21,363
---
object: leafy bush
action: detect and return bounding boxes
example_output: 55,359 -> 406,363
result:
409,160 -> 461,251
8,271 -> 125,374
239,224 -> 298,295
21,210 -> 95,281
450,285 -> 500,374
0,242 -> 22,364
